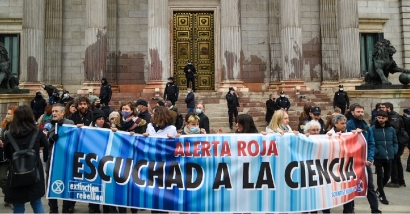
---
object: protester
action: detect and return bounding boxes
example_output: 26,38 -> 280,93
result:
235,114 -> 258,134
31,91 -> 47,120
164,77 -> 179,105
276,91 -> 290,111
41,84 -> 60,104
371,103 -> 381,125
299,102 -> 314,123
333,84 -> 349,114
345,104 -> 381,213
64,100 -> 76,118
180,113 -> 206,135
298,106 -> 326,134
157,100 -> 165,106
68,96 -> 93,126
345,103 -> 359,121
185,87 -> 195,113
99,77 -> 112,106
59,90 -> 74,106
135,99 -> 151,123
2,106 -> 48,213
226,87 -> 239,129
371,110 -> 398,205
112,102 -> 147,135
325,114 -> 334,132
108,111 -> 120,127
0,106 -> 18,208
327,114 -> 347,135
144,106 -> 177,137
265,94 -> 278,126
264,109 -> 295,135
196,103 -> 210,134
89,95 -> 101,112
37,104 -> 53,130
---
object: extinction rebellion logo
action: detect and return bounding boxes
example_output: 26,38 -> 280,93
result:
52,180 -> 65,194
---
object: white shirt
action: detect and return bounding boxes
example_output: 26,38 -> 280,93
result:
146,123 -> 177,137
265,124 -> 293,133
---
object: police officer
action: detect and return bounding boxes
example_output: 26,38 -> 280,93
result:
276,91 -> 290,111
184,60 -> 197,91
164,77 -> 179,105
226,87 -> 239,129
333,84 -> 349,114
99,77 -> 112,106
298,106 -> 326,134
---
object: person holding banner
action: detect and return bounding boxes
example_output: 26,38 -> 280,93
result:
179,113 -> 206,135
235,114 -> 258,133
144,106 -> 177,137
2,106 -> 49,213
264,109 -> 295,135
346,104 -> 381,214
327,114 -> 347,135
112,102 -> 147,135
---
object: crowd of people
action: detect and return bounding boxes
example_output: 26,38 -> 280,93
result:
0,77 -> 408,213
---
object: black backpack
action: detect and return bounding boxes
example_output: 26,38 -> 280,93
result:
176,113 -> 184,130
6,129 -> 40,187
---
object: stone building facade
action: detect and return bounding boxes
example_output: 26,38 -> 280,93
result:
0,0 -> 408,94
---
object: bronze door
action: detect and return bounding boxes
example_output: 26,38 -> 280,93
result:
173,12 -> 215,91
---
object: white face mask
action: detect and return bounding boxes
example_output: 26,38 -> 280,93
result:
340,88 -> 344,91
281,95 -> 285,97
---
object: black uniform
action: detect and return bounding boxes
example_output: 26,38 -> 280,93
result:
226,90 -> 240,128
265,99 -> 278,124
99,78 -> 112,106
31,93 -> 47,120
164,81 -> 179,105
276,96 -> 291,110
184,63 -> 197,91
333,90 -> 349,114
298,119 -> 326,134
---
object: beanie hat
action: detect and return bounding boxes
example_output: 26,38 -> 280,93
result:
90,95 -> 99,105
109,111 -> 120,121
92,109 -> 107,123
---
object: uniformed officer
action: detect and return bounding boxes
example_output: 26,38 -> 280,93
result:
298,106 -> 326,134
184,60 -> 197,91
333,84 -> 350,114
164,77 -> 179,105
226,87 -> 240,129
275,91 -> 290,111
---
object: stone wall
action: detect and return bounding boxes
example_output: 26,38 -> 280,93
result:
240,0 -> 270,86
358,0 -> 403,84
0,0 -> 22,19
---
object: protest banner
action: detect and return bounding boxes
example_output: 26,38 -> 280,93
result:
47,125 -> 368,212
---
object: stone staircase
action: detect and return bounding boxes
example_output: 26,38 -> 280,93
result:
108,89 -> 335,134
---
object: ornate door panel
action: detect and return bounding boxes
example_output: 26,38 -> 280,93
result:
173,12 -> 214,91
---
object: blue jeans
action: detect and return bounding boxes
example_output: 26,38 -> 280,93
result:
13,198 -> 44,213
187,108 -> 194,113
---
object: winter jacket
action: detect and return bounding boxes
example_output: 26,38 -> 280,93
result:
333,90 -> 349,107
198,112 -> 210,134
99,78 -> 112,101
59,96 -> 74,106
185,92 -> 195,108
68,110 -> 93,126
346,118 -> 375,162
276,96 -> 290,109
371,121 -> 398,161
3,128 -> 48,203
31,96 -> 47,120
164,82 -> 179,100
387,110 -> 403,134
43,85 -> 59,97
265,99 -> 278,123
226,93 -> 239,108
184,64 -> 196,79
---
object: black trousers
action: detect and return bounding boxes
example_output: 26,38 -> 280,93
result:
101,98 -> 110,106
46,160 -> 72,212
186,77 -> 195,90
228,107 -> 238,126
344,166 -> 380,213
390,143 -> 406,184
336,104 -> 346,114
166,95 -> 177,106
374,159 -> 392,197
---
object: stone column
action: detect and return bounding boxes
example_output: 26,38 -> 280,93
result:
19,0 -> 45,93
279,0 -> 305,91
401,0 -> 410,69
268,0 -> 281,90
143,0 -> 170,94
337,0 -> 361,88
106,0 -> 119,93
82,0 -> 107,94
219,0 -> 246,91
44,0 -> 63,86
320,0 -> 340,92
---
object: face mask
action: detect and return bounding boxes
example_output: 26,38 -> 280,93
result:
63,94 -> 68,98
196,109 -> 202,114
340,88 -> 344,91
122,111 -> 131,117
137,109 -> 141,114
189,126 -> 199,133
5,115 -> 13,122
281,95 -> 285,97
187,90 -> 191,93
407,115 -> 410,119
95,103 -> 101,108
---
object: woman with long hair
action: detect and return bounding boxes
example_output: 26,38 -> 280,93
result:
64,100 -> 76,118
235,114 -> 258,133
111,102 -> 147,135
299,102 -> 314,123
2,106 -> 48,213
144,106 -> 177,137
37,104 -> 53,130
0,105 -> 18,208
264,109 -> 296,135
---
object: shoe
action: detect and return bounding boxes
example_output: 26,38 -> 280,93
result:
49,209 -> 58,213
379,196 -> 389,205
399,183 -> 406,187
376,189 -> 380,196
385,182 -> 400,188
406,167 -> 410,172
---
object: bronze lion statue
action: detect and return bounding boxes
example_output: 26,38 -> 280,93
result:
0,42 -> 19,89
364,39 -> 410,85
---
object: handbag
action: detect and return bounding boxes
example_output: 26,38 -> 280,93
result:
397,128 -> 409,145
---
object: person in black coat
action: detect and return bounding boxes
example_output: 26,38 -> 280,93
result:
265,94 -> 278,126
184,60 -> 197,91
196,103 -> 210,134
298,106 -> 326,134
59,90 -> 74,106
99,77 -> 112,106
164,77 -> 179,105
68,96 -> 93,126
3,106 -> 48,213
276,91 -> 290,111
333,84 -> 350,114
185,87 -> 195,113
31,91 -> 47,120
41,84 -> 60,104
226,87 -> 240,129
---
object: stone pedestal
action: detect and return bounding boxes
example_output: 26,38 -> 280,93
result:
79,81 -> 101,96
143,81 -> 167,98
268,81 -> 281,90
278,80 -> 306,94
218,80 -> 249,92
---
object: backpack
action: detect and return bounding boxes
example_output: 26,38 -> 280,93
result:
176,113 -> 183,130
6,129 -> 40,188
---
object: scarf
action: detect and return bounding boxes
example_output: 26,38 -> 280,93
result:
353,117 -> 364,129
281,124 -> 290,132
183,126 -> 200,134
120,116 -> 137,131
152,123 -> 170,132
